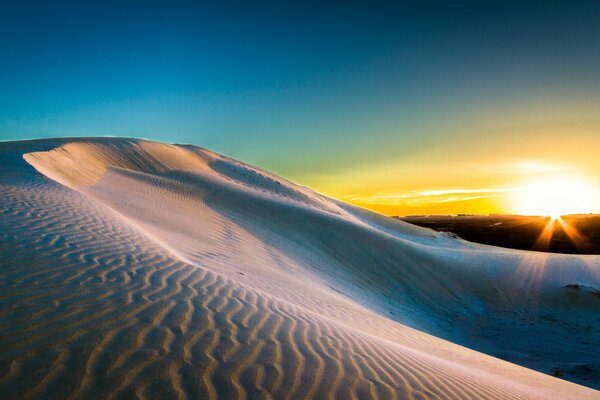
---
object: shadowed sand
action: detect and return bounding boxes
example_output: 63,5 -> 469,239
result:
0,138 -> 598,399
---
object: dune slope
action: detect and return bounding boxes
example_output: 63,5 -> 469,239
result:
0,137 -> 598,399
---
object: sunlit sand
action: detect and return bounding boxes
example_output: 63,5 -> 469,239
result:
1,138 -> 599,399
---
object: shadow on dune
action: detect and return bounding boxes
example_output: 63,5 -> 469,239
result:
17,138 -> 600,392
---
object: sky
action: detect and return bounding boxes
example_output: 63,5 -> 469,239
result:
1,1 -> 600,215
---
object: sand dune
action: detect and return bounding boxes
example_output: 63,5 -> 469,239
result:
0,138 -> 598,399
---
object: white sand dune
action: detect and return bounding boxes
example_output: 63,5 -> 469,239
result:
1,137 -> 598,399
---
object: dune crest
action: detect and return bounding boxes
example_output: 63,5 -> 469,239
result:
23,141 -> 217,188
24,140 -> 346,215
0,138 -> 598,399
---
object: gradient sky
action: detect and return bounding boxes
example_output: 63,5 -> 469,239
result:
2,1 -> 600,215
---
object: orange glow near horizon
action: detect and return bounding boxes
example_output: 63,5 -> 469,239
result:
291,120 -> 600,217
311,159 -> 600,217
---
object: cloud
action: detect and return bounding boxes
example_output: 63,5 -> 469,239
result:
417,188 -> 514,196
485,160 -> 572,174
344,187 -> 515,206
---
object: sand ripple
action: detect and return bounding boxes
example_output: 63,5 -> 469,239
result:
0,139 -> 598,399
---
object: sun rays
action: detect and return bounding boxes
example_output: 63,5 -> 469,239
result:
555,217 -> 593,252
532,217 -> 556,251
532,215 -> 592,252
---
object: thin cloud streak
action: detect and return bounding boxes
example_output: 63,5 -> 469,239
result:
418,188 -> 515,196
345,187 -> 515,206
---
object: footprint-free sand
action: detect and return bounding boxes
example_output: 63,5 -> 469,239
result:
1,138 -> 598,399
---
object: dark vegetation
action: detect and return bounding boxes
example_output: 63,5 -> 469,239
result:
397,214 -> 600,254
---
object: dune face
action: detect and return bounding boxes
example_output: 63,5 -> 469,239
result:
0,138 -> 598,399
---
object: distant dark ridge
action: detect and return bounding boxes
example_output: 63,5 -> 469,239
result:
397,214 -> 600,255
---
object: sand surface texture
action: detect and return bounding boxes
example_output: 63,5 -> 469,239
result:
1,138 -> 599,399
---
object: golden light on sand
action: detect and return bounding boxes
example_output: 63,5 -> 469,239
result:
513,176 -> 600,218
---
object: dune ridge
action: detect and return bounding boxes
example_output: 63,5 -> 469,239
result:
1,138 -> 598,399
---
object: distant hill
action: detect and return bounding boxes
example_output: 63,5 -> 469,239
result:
397,214 -> 600,254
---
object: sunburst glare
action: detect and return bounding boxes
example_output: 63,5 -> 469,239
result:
512,176 -> 600,218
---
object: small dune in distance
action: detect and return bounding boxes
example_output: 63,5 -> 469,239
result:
1,138 -> 599,399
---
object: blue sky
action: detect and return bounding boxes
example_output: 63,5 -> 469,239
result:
2,1 -> 599,214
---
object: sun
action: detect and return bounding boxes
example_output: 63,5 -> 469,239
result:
513,176 -> 600,218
